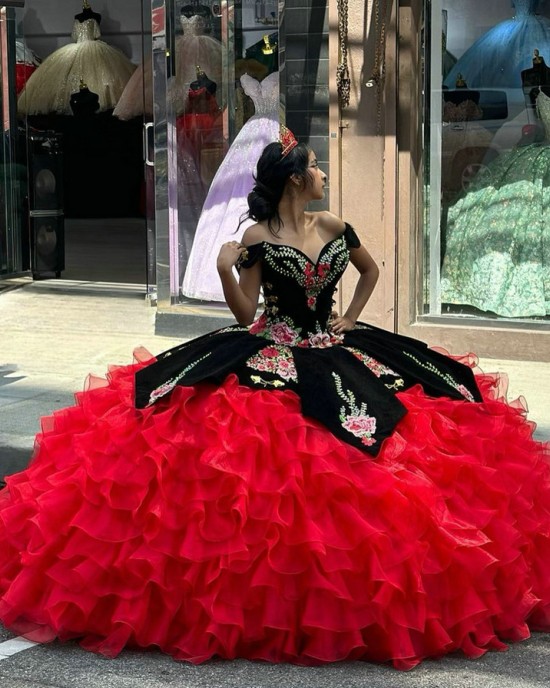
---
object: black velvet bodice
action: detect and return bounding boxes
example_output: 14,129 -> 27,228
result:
135,224 -> 481,455
240,228 -> 355,346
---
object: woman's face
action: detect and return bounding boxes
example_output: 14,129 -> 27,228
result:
305,150 -> 327,200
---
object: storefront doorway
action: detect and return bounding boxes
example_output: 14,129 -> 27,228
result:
1,0 -> 153,289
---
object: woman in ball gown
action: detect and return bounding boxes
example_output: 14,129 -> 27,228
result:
445,0 -> 550,89
17,3 -> 135,116
441,87 -> 550,318
0,131 -> 549,671
182,71 -> 280,301
113,13 -> 222,121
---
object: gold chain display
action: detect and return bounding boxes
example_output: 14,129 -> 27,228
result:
371,0 -> 387,133
336,0 -> 350,108
337,0 -> 388,132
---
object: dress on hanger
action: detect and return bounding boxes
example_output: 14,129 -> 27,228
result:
441,89 -> 550,318
17,18 -> 135,116
444,0 -> 550,89
182,71 -> 280,301
113,15 -> 222,121
0,223 -> 549,669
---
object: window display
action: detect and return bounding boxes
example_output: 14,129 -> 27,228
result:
148,0 -> 329,314
441,85 -> 550,318
444,0 -> 550,89
147,0 -> 283,304
423,0 -> 550,322
182,70 -> 280,302
17,1 -> 135,116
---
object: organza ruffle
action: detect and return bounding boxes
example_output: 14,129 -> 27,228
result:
0,349 -> 549,670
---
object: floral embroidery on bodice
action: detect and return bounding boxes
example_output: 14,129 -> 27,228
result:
242,232 -> 351,347
71,19 -> 101,43
135,223 -> 482,456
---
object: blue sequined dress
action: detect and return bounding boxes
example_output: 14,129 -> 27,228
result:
445,0 -> 550,89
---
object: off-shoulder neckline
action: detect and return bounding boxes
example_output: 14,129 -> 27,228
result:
244,226 -> 349,267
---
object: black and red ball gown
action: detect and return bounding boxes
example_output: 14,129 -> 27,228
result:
1,224 -> 549,669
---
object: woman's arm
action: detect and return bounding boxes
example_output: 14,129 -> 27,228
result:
315,212 -> 380,334
330,245 -> 380,334
217,240 -> 262,326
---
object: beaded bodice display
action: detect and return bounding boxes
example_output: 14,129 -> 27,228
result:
240,72 -> 279,116
181,15 -> 208,36
71,19 -> 101,43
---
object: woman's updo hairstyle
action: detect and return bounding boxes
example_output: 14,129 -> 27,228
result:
243,139 -> 311,235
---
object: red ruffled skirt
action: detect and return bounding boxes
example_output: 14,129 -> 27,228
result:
0,348 -> 549,670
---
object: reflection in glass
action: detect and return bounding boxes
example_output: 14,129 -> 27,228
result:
182,70 -> 279,301
176,1 -> 281,303
424,0 -> 550,321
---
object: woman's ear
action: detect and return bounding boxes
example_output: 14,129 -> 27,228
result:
290,174 -> 301,186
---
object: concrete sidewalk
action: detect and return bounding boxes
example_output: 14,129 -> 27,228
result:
0,278 -> 182,474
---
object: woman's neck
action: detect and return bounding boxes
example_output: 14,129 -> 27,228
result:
276,191 -> 308,236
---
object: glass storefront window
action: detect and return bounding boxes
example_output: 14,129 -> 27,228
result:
423,0 -> 550,323
152,0 -> 281,309
152,0 -> 329,320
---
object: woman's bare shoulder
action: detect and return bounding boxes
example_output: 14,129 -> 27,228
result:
309,211 -> 346,236
241,223 -> 269,246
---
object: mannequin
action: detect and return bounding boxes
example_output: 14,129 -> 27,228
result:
17,3 -> 135,116
175,64 -> 224,278
182,71 -> 280,301
178,66 -> 222,150
178,67 -> 221,139
245,32 -> 278,75
75,1 -> 102,25
234,58 -> 268,130
521,48 -> 550,90
181,0 -> 212,22
70,79 -> 100,117
189,66 -> 217,97
444,1 -> 550,89
114,12 -> 222,120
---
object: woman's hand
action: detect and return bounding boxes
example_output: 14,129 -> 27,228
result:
330,313 -> 356,334
217,241 -> 247,274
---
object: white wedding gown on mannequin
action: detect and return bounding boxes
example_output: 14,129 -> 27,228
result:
182,71 -> 280,301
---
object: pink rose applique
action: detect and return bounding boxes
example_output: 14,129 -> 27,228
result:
270,322 -> 299,345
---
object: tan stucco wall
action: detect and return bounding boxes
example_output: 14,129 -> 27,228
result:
330,0 -> 397,332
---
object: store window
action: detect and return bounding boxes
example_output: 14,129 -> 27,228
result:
423,0 -> 550,323
153,0 -> 329,314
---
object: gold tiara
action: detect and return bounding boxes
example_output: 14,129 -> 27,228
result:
279,125 -> 298,157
